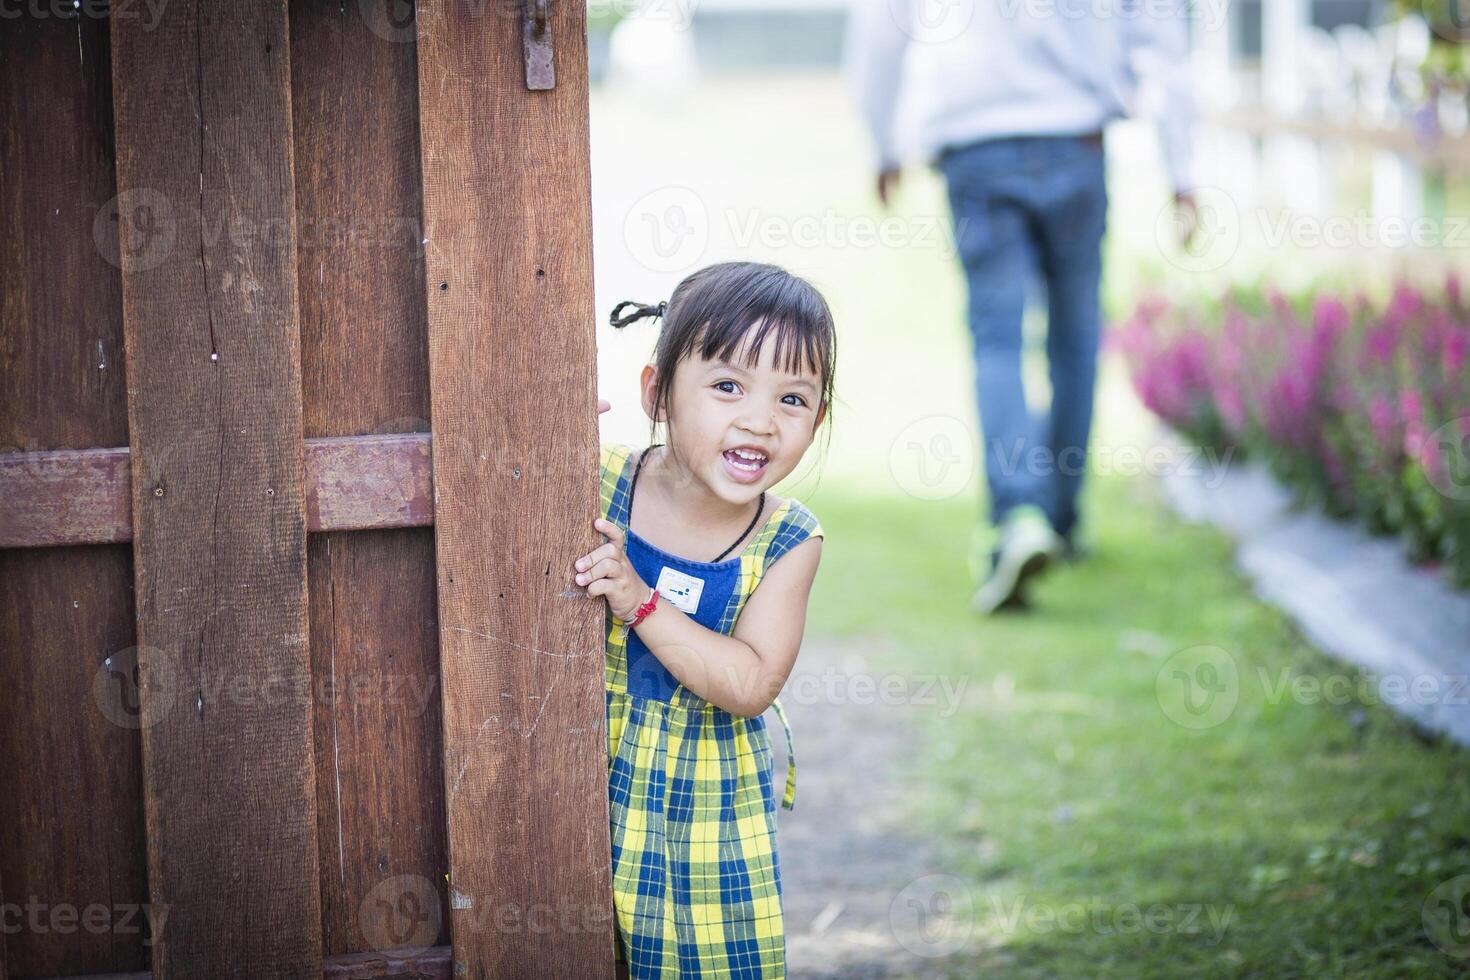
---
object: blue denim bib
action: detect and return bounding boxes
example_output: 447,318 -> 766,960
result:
621,531 -> 743,702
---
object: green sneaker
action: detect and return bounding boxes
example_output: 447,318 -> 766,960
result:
1057,527 -> 1092,564
970,505 -> 1062,614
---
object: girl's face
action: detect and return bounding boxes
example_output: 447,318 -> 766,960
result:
641,329 -> 826,507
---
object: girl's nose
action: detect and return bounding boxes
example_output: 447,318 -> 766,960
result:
738,407 -> 777,433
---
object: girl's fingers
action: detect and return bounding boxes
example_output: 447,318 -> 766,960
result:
574,542 -> 618,572
594,517 -> 624,544
575,556 -> 623,586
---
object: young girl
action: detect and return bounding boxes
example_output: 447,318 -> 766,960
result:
574,261 -> 836,978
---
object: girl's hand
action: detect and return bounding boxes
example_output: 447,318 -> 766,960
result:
598,399 -> 611,415
574,518 -> 649,622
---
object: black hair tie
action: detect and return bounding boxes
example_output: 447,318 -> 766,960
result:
610,299 -> 667,329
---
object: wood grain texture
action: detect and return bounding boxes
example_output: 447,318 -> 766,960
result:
0,447 -> 134,547
0,11 -> 150,978
40,945 -> 453,980
110,2 -> 323,975
414,0 -> 614,974
0,434 -> 435,548
289,0 -> 449,958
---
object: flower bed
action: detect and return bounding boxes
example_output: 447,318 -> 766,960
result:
1113,273 -> 1470,587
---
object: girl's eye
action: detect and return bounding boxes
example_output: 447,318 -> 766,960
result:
714,380 -> 739,394
782,394 -> 807,407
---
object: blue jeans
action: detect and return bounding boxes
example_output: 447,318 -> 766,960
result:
939,133 -> 1108,541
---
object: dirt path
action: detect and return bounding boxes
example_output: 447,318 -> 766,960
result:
774,634 -> 982,978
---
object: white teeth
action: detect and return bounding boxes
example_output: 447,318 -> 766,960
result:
725,449 -> 765,471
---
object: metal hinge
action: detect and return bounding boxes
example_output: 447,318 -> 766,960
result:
523,0 -> 554,90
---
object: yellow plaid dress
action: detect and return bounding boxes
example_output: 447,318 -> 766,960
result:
599,443 -> 823,978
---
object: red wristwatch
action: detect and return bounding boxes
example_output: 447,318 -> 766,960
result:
626,587 -> 659,628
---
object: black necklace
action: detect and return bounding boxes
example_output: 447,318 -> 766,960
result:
628,444 -> 765,563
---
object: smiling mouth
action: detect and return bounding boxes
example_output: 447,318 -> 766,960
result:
723,448 -> 769,477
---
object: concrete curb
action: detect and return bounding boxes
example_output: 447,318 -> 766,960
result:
1153,429 -> 1470,746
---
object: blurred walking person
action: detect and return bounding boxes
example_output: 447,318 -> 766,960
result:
844,0 -> 1199,612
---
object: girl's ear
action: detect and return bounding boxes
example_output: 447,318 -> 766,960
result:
639,363 -> 660,422
813,400 -> 827,430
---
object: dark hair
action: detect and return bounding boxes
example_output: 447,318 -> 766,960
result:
609,261 -> 836,454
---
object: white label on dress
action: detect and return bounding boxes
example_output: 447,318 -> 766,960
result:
655,566 -> 704,615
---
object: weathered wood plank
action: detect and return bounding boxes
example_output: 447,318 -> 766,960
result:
306,530 -> 446,956
413,0 -> 613,974
0,9 -> 150,977
304,433 -> 434,532
0,433 -> 434,547
0,446 -> 133,547
292,0 -> 447,960
39,944 -> 453,980
110,2 -> 323,975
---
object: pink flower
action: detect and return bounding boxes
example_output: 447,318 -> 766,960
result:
1401,388 -> 1425,456
1368,394 -> 1398,453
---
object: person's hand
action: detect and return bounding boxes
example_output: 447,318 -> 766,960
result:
1173,190 -> 1198,249
598,398 -> 611,415
876,166 -> 901,209
574,518 -> 650,622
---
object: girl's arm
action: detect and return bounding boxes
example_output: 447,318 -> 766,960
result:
575,518 -> 822,717
639,535 -> 821,717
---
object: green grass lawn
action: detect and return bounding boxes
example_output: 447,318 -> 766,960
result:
800,473 -> 1470,978
591,71 -> 1470,976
